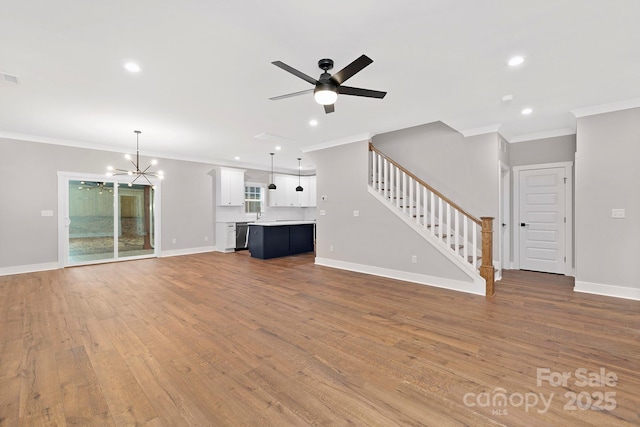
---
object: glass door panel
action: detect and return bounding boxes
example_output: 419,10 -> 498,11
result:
68,180 -> 115,263
118,184 -> 155,258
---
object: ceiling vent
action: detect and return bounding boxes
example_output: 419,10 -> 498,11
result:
1,72 -> 20,85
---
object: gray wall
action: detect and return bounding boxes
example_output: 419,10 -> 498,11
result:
575,108 -> 640,289
0,137 -> 215,269
308,139 -> 472,283
372,122 -> 499,220
509,134 -> 576,166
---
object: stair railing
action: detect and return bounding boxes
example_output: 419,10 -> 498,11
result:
369,143 -> 494,296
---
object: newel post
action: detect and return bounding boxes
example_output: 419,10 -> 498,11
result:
480,217 -> 495,297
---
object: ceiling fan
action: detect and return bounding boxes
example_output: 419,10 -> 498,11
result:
269,54 -> 387,114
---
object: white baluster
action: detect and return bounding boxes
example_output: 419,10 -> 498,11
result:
371,151 -> 377,190
463,217 -> 469,264
415,181 -> 421,226
408,177 -> 414,218
422,187 -> 428,230
454,210 -> 459,255
431,192 -> 436,236
446,203 -> 451,249
472,221 -> 478,269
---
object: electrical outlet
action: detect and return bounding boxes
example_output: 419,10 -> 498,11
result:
172,238 -> 177,244
320,210 -> 326,216
204,236 -> 209,241
329,245 -> 334,252
411,255 -> 417,264
612,208 -> 626,219
41,210 -> 54,217
353,210 -> 359,217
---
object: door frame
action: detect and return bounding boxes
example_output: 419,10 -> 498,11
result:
513,161 -> 573,275
57,171 -> 162,268
497,161 -> 511,278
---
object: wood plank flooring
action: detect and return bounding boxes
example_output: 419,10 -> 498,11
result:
0,252 -> 639,426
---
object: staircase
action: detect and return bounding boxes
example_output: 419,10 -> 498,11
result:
368,143 -> 495,296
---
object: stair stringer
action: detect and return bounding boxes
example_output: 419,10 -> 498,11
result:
368,186 -> 486,295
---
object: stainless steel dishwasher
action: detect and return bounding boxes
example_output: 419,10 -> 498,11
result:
235,222 -> 249,250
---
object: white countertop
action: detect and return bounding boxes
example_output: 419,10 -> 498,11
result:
248,220 -> 316,227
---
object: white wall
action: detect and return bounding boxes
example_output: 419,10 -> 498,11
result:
574,107 -> 640,299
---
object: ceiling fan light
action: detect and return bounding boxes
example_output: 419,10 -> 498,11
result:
314,85 -> 337,105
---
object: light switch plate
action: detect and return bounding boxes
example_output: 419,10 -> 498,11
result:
353,210 -> 359,217
612,208 -> 625,219
41,210 -> 54,217
319,210 -> 326,216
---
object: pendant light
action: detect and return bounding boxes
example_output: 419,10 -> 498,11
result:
295,158 -> 303,192
268,153 -> 276,190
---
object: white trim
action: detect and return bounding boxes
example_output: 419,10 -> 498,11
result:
457,123 -> 502,137
301,132 -> 372,153
57,171 -> 162,267
513,162 -> 573,274
0,262 -> 59,277
498,161 -> 511,277
574,281 -> 640,301
315,257 -> 485,296
571,98 -> 640,118
160,246 -> 216,258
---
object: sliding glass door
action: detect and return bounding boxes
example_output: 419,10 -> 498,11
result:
60,173 -> 160,266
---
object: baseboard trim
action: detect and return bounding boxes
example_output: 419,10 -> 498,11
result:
315,257 -> 485,296
574,280 -> 640,301
0,262 -> 59,277
159,246 -> 216,258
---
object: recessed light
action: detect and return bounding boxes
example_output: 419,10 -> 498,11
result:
502,94 -> 514,103
309,119 -> 318,127
275,145 -> 282,151
234,156 -> 240,160
508,56 -> 525,67
521,107 -> 533,115
124,62 -> 141,73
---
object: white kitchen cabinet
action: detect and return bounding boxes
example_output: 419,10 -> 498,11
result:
268,174 -> 316,207
215,222 -> 236,252
308,175 -> 317,207
215,167 -> 245,206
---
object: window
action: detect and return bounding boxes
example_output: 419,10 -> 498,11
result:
245,185 -> 263,214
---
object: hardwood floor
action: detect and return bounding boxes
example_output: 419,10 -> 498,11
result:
1,252 -> 639,426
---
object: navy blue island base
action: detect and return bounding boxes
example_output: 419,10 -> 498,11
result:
247,222 -> 315,259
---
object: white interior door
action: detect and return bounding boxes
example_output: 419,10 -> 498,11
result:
518,167 -> 566,274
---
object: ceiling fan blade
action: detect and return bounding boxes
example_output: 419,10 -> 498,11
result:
272,61 -> 318,85
331,55 -> 373,85
324,104 -> 335,114
338,86 -> 387,99
269,88 -> 314,101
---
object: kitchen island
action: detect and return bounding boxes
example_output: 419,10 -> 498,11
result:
247,221 -> 315,259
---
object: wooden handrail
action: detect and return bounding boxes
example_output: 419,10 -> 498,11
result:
369,143 -> 482,225
370,142 -> 495,297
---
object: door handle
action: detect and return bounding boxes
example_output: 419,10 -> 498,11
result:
520,222 -> 526,227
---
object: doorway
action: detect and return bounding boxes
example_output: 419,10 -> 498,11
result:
58,173 -> 161,266
513,162 -> 573,275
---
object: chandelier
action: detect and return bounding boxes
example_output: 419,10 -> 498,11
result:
106,130 -> 164,186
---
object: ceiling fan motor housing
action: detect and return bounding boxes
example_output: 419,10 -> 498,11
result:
318,58 -> 334,71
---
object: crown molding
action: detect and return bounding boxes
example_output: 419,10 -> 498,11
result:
571,98 -> 640,118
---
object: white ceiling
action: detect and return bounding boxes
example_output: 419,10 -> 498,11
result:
1,1 -> 639,173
